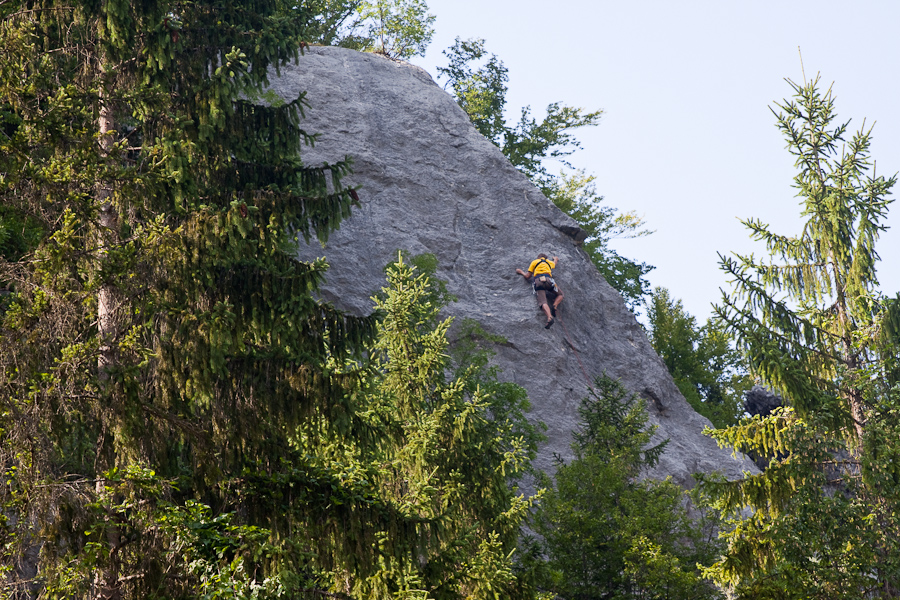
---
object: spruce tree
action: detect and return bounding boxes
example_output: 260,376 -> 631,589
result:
0,0 -> 424,596
700,76 -> 900,598
355,255 -> 539,599
716,76 -> 895,443
534,375 -> 722,600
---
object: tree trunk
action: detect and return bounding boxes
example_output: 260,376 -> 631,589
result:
94,84 -> 123,600
97,88 -> 117,380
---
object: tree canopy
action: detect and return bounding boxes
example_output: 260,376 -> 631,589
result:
0,0 -> 384,594
647,287 -> 751,428
534,375 -> 722,600
301,0 -> 436,59
15,0 -> 900,595
0,0 -> 526,596
357,254 -> 540,599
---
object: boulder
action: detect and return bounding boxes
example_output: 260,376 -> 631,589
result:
267,46 -> 757,486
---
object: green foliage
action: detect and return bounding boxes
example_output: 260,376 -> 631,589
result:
647,287 -> 751,428
382,250 -> 457,313
34,466 -> 317,598
501,102 -> 601,191
0,207 -> 43,264
385,252 -> 545,475
357,254 -> 540,599
700,76 -> 900,598
572,375 -> 668,471
438,37 -> 509,144
308,0 -> 435,59
0,0 -> 537,591
534,375 -> 722,600
450,317 -> 546,470
717,76 -> 895,436
358,0 -> 435,59
437,38 -> 601,190
699,405 -> 900,599
296,0 -> 366,45
437,38 -> 653,310
879,294 -> 900,386
0,0 -> 416,595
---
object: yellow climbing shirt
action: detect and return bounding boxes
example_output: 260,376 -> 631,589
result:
528,258 -> 555,276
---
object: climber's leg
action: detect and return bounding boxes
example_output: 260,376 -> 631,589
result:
535,289 -> 554,326
553,291 -> 564,312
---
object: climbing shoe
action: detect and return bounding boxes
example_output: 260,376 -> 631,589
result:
545,318 -> 555,329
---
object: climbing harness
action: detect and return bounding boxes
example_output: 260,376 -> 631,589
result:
532,275 -> 559,295
530,257 -> 559,294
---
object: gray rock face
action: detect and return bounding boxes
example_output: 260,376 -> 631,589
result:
268,46 -> 757,486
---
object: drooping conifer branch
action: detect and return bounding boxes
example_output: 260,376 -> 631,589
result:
703,76 -> 900,598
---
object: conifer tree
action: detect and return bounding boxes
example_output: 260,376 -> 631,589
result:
534,375 -> 722,600
0,0 -> 428,596
355,255 -> 539,599
716,76 -> 894,444
700,76 -> 900,598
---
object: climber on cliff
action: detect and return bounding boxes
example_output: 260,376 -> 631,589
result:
516,253 -> 564,329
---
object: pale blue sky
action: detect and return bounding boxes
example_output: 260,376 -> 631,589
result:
410,0 -> 900,322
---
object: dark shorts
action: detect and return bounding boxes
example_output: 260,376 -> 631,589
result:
533,278 -> 560,307
535,288 -> 557,307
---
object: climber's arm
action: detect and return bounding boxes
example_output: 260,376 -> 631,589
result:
515,268 -> 533,281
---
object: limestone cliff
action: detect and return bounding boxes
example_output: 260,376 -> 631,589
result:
268,46 -> 757,486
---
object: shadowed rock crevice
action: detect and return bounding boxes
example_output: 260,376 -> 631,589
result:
271,46 -> 757,486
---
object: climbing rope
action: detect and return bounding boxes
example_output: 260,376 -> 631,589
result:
556,312 -> 594,392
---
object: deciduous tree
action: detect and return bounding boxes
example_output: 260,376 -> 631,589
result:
304,0 -> 435,59
647,287 -> 751,428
